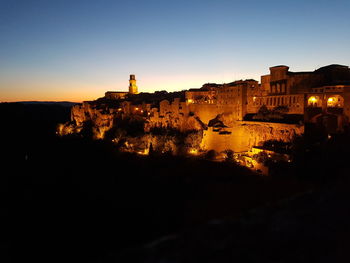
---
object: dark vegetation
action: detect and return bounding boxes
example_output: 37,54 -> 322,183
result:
106,116 -> 146,137
1,102 -> 349,262
94,90 -> 186,108
127,91 -> 186,107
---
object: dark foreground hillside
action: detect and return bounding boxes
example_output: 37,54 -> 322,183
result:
117,180 -> 350,263
1,102 -> 349,262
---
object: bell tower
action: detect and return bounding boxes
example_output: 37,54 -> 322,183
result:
129,74 -> 138,94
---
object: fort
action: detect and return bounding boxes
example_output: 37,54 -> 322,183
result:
58,64 -> 350,173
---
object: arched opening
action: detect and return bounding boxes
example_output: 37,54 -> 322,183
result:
308,96 -> 321,107
327,95 -> 344,108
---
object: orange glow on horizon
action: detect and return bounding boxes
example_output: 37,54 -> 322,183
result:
0,71 -> 260,102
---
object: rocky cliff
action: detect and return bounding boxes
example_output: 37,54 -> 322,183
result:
202,121 -> 304,153
58,101 -> 205,154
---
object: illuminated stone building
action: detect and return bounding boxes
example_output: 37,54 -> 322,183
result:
306,85 -> 350,132
185,84 -> 220,104
129,74 -> 138,94
246,65 -> 318,115
59,64 -> 350,175
217,80 -> 258,121
246,64 -> 350,131
105,74 -> 139,100
105,91 -> 128,100
103,65 -> 350,133
183,80 -> 258,122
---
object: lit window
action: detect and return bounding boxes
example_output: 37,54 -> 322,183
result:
327,95 -> 344,107
308,96 -> 319,107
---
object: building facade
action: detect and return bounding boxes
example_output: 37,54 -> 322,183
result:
105,74 -> 139,100
104,65 -> 350,132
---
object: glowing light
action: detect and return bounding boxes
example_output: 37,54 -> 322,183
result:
117,108 -> 122,111
308,96 -> 319,107
189,148 -> 198,155
137,149 -> 149,155
309,96 -> 317,102
327,95 -> 343,107
135,107 -> 139,110
187,99 -> 193,103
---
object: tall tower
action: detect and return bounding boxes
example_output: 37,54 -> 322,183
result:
129,74 -> 138,94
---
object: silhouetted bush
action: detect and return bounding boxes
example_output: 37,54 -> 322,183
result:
224,149 -> 234,161
205,149 -> 217,160
252,151 -> 268,163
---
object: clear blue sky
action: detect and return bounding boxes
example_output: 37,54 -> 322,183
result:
0,0 -> 349,101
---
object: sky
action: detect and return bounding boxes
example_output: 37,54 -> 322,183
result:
0,0 -> 349,102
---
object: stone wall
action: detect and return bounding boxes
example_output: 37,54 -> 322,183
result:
201,121 -> 304,153
188,103 -> 219,124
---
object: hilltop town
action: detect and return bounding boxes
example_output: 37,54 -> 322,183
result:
58,64 -> 350,174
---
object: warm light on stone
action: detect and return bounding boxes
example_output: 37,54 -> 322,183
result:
137,149 -> 149,155
57,64 -> 350,176
188,148 -> 198,155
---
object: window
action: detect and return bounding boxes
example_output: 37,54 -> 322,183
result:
272,85 -> 276,93
327,95 -> 344,107
308,96 -> 320,107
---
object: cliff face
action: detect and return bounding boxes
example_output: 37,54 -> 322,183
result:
59,102 -> 118,139
58,101 -> 205,151
201,121 -> 304,153
146,113 -> 205,133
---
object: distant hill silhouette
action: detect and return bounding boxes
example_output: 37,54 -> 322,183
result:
14,101 -> 78,107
